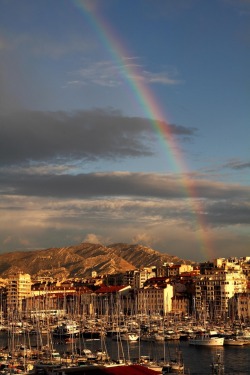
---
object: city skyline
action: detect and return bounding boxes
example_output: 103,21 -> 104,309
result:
0,0 -> 249,261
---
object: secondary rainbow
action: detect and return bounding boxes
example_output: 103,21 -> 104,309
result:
72,0 -> 214,260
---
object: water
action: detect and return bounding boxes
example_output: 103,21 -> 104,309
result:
103,339 -> 250,374
1,333 -> 249,374
58,338 -> 250,375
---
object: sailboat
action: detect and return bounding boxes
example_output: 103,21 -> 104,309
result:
162,348 -> 187,375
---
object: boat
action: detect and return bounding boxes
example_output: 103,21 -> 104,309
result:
139,356 -> 162,374
224,337 -> 245,346
52,320 -> 80,338
162,362 -> 186,374
81,330 -> 101,339
161,347 -> 188,375
235,328 -> 250,343
32,362 -> 164,374
120,333 -> 139,342
189,334 -> 224,346
140,333 -> 155,342
153,333 -> 165,342
82,348 -> 97,361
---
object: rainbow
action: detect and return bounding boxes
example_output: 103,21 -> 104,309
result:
71,0 -> 214,261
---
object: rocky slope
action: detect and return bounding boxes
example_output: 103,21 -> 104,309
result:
0,242 -> 193,279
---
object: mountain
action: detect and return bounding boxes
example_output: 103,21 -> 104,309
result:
0,242 -> 194,279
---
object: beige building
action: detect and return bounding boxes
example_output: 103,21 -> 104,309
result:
171,295 -> 190,316
136,283 -> 173,315
195,268 -> 247,320
7,273 -> 32,314
162,264 -> 194,278
134,268 -> 156,289
228,292 -> 250,320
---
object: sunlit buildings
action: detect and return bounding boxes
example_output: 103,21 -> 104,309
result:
134,267 -> 156,289
7,273 -> 31,314
136,279 -> 173,315
194,259 -> 248,320
228,292 -> 250,321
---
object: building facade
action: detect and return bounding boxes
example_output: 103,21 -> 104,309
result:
7,273 -> 32,314
194,268 -> 247,320
136,283 -> 173,315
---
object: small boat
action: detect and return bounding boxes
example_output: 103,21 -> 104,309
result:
224,337 -> 245,346
189,334 -> 224,346
140,333 -> 155,342
162,362 -> 186,374
139,357 -> 162,374
235,328 -> 250,343
52,320 -> 80,338
120,333 -> 139,341
82,348 -> 97,361
162,349 -> 187,374
81,330 -> 101,339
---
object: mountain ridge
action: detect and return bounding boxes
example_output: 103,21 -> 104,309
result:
0,242 -> 194,279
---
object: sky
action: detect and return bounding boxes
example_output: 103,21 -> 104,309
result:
0,0 -> 249,262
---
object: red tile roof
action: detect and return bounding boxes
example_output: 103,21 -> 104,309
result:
95,285 -> 126,294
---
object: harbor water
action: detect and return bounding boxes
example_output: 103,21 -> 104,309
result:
0,332 -> 249,374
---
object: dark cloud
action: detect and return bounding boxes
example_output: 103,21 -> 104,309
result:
1,171 -> 249,201
225,160 -> 250,170
204,201 -> 250,226
0,109 -> 196,166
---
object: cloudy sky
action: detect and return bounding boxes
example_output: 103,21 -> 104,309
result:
0,0 -> 249,262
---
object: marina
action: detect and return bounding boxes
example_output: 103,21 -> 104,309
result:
0,316 -> 249,375
0,258 -> 249,375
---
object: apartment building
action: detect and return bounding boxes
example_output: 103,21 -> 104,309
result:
194,266 -> 247,320
7,273 -> 32,314
134,268 -> 156,289
166,264 -> 194,278
171,295 -> 190,316
136,283 -> 173,315
228,292 -> 250,321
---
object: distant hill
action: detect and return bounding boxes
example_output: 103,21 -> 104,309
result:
0,243 -> 194,279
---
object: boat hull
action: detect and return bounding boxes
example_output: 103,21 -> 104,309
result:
189,336 -> 224,346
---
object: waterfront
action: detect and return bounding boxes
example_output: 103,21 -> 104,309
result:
57,338 -> 250,374
0,332 -> 249,374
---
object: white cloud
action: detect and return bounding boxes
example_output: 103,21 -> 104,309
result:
83,233 -> 103,244
69,59 -> 181,88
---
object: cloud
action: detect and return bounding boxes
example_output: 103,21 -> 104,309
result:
132,232 -> 154,247
1,170 -> 249,201
225,160 -> 250,170
0,194 -> 249,260
69,59 -> 181,88
83,233 -> 103,244
204,201 -> 250,226
0,171 -> 249,249
0,109 -> 196,167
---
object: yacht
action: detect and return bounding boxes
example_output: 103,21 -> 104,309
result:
189,334 -> 224,346
52,320 -> 80,338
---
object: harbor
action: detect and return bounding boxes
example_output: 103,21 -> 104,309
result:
0,256 -> 249,374
0,314 -> 249,375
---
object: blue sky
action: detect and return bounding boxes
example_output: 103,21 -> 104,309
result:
0,0 -> 249,262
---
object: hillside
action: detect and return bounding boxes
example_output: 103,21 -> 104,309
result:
0,242 -> 193,279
